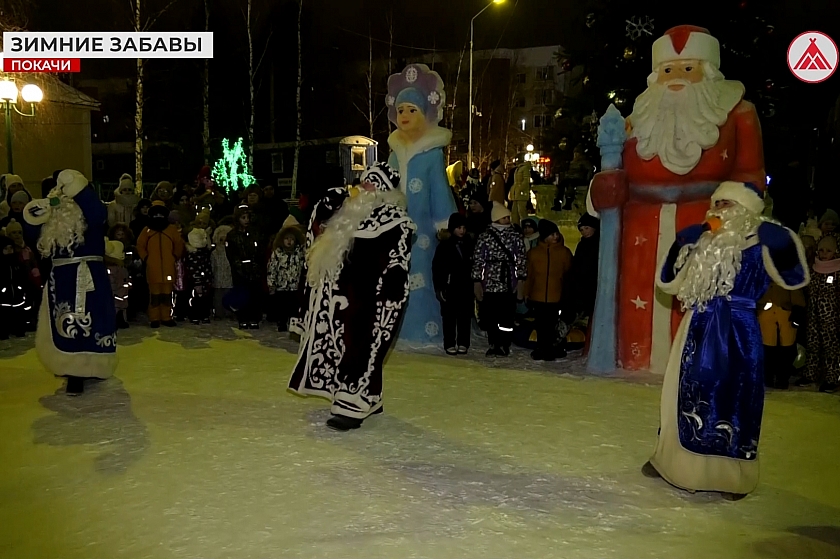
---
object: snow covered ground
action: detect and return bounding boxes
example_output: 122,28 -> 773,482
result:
1,319 -> 839,559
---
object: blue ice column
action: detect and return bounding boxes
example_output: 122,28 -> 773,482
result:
587,104 -> 626,375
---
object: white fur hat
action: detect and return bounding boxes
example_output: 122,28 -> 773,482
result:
188,227 -> 209,249
711,181 -> 765,215
491,201 -> 511,222
652,25 -> 720,71
56,169 -> 89,198
118,173 -> 133,192
3,174 -> 23,188
105,239 -> 125,261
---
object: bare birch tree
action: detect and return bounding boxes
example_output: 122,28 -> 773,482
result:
353,24 -> 386,140
129,0 -> 179,195
386,9 -> 394,134
245,0 -> 254,170
446,43 -> 467,164
353,26 -> 375,139
291,0 -> 303,198
134,0 -> 143,194
243,0 -> 272,172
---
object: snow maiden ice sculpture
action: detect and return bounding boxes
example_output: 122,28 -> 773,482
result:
586,25 -> 765,374
387,64 -> 458,346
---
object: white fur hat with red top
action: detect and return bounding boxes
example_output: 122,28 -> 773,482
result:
652,25 -> 720,70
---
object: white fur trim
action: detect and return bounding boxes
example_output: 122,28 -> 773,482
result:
652,30 -> 720,70
35,286 -> 117,379
387,126 -> 452,194
57,169 -> 89,198
651,306 -> 760,494
656,248 -> 690,295
762,228 -> 810,290
585,183 -> 599,218
651,204 -> 677,375
23,199 -> 50,226
711,181 -> 764,215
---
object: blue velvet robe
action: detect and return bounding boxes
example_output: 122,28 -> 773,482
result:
661,233 -> 807,462
388,127 -> 457,346
32,186 -> 117,377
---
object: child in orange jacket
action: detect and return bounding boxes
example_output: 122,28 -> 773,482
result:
137,201 -> 185,327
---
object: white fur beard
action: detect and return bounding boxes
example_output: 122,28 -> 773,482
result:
630,75 -> 743,175
306,189 -> 405,287
37,197 -> 87,258
675,205 -> 766,312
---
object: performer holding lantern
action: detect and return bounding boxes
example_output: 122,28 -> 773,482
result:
587,25 -> 765,374
386,64 -> 458,347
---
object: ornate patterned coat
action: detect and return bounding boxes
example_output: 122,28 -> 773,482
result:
289,201 -> 415,419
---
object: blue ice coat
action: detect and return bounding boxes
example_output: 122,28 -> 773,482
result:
388,126 -> 457,346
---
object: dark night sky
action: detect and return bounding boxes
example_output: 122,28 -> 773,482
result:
14,0 -> 840,186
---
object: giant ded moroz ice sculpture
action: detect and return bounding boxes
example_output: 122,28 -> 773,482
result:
386,64 -> 458,346
586,25 -> 765,374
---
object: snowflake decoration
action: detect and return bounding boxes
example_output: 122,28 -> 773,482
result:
408,178 -> 423,193
425,321 -> 439,337
406,66 -> 418,83
409,273 -> 425,291
625,15 -> 654,41
428,91 -> 440,105
386,95 -> 395,106
416,234 -> 430,250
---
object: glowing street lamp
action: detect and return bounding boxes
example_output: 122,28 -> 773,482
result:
526,144 -> 534,152
0,79 -> 43,173
469,0 -> 506,169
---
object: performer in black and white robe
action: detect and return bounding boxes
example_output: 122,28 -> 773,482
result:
289,163 -> 415,431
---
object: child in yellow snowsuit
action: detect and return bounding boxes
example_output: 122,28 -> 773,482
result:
758,283 -> 805,389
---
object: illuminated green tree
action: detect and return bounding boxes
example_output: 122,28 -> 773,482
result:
211,138 -> 256,194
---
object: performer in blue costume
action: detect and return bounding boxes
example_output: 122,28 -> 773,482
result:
386,64 -> 457,347
643,181 -> 808,500
24,170 -> 117,395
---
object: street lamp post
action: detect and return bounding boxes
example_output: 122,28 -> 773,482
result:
469,0 -> 505,170
0,79 -> 44,174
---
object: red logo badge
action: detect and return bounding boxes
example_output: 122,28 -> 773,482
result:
788,31 -> 838,83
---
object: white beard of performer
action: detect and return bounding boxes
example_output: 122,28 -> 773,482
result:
630,62 -> 744,175
37,187 -> 87,258
675,204 -> 768,312
306,188 -> 406,287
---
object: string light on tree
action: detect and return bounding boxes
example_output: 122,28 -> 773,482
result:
211,138 -> 256,195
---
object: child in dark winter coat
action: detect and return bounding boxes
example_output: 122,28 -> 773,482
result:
267,217 -> 305,332
185,228 -> 213,324
0,235 -> 28,339
225,205 -> 264,329
433,213 -> 475,355
105,239 -> 131,329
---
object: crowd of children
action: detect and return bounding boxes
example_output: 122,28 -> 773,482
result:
756,209 -> 840,393
434,186 -> 600,360
3,166 -> 839,390
0,169 -> 307,337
